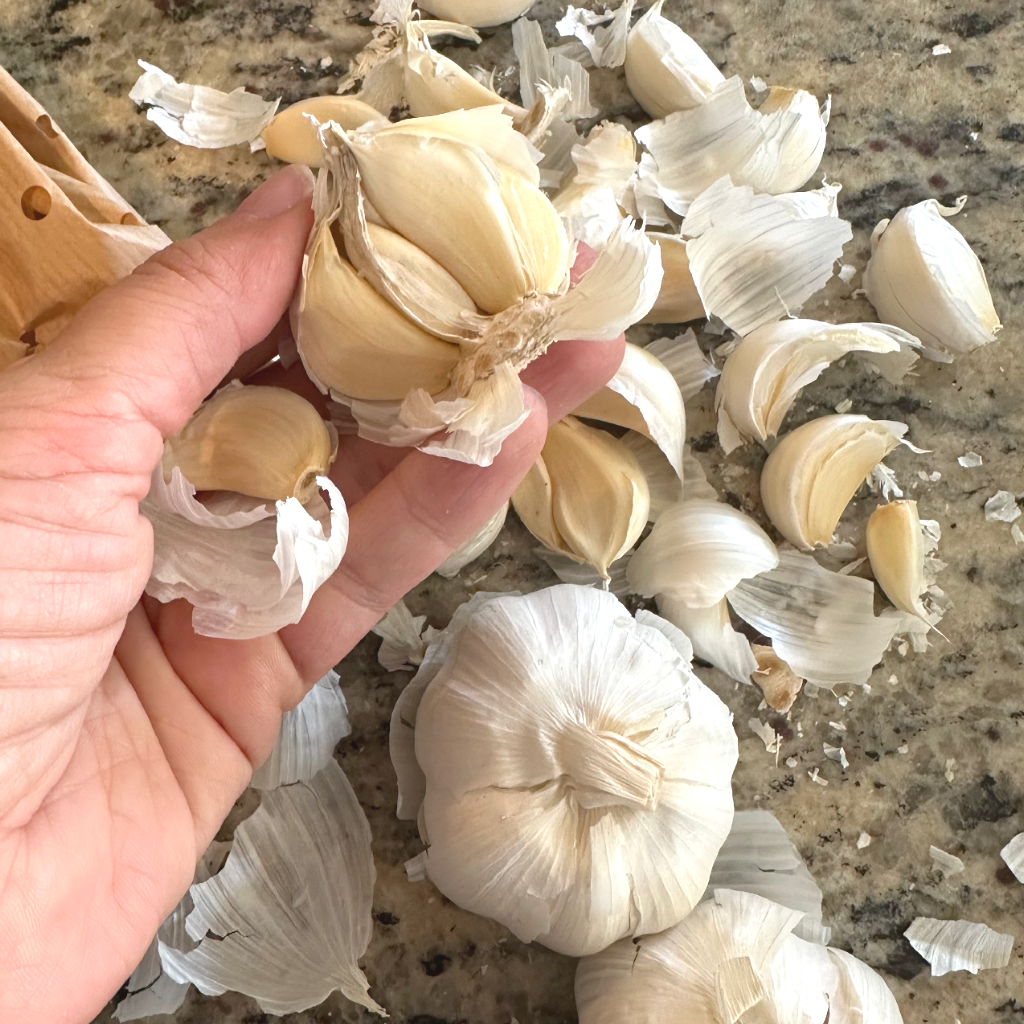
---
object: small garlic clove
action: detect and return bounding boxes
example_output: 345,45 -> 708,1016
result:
759,414 -> 908,550
623,0 -> 724,118
260,96 -> 385,166
513,416 -> 650,578
163,384 -> 336,504
639,233 -> 705,323
746,86 -> 830,194
713,318 -> 907,453
863,197 -> 1001,356
417,0 -> 537,29
866,499 -> 929,620
292,222 -> 459,401
751,644 -> 803,713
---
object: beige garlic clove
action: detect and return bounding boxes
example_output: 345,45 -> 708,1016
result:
293,222 -> 459,401
639,234 -> 704,324
417,0 -> 537,28
260,96 -> 385,167
759,414 -> 908,550
751,644 -> 803,713
866,499 -> 928,619
623,0 -> 724,118
163,384 -> 336,504
513,416 -> 650,578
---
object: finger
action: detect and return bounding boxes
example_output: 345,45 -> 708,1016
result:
33,164 -> 315,440
279,388 -> 548,683
521,334 -> 626,425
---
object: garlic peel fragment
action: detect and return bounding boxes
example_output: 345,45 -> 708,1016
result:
657,596 -> 760,686
556,0 -> 636,69
904,917 -> 1013,976
760,414 -> 908,550
641,233 -> 705,323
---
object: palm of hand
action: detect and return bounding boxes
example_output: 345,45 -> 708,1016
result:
0,168 -> 623,1023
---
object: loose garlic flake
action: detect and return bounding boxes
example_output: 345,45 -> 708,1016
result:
556,0 -> 636,69
623,0 -> 724,118
392,586 -> 738,957
576,890 -> 903,1024
760,414 -> 909,550
864,198 -> 1001,357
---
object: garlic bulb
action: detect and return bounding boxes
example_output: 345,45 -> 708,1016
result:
163,383 -> 337,504
623,0 -> 724,118
863,198 -> 1001,356
512,416 -> 650,578
261,96 -> 385,166
866,499 -> 930,620
396,586 -> 738,957
418,0 -> 537,29
641,233 -> 705,324
714,319 -> 909,453
759,414 -> 908,550
576,890 -> 903,1024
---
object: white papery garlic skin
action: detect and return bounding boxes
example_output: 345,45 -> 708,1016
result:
418,0 -> 536,28
623,0 -> 724,118
576,889 -> 903,1024
863,198 -> 1001,356
714,319 -> 908,453
405,586 -> 738,957
759,414 -> 908,550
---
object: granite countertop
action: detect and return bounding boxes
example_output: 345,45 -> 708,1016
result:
2,0 -> 1022,1021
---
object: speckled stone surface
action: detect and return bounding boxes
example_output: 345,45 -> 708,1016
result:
3,0 -> 1022,1021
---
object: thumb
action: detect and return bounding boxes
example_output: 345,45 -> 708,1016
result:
36,164 -> 314,439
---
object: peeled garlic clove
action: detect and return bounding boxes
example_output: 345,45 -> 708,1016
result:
513,416 -> 650,578
261,96 -> 385,166
714,318 -> 907,453
417,0 -> 536,28
293,222 -> 459,401
623,0 -> 724,118
760,414 -> 908,550
866,499 -> 929,620
639,233 -> 704,323
628,499 -> 779,607
163,384 -> 336,504
863,197 -> 1001,356
573,342 -> 686,477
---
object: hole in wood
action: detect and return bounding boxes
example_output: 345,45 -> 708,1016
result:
21,185 -> 52,220
35,114 -> 59,138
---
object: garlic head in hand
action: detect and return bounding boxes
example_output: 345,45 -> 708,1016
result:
404,585 -> 738,957
863,198 -> 1001,357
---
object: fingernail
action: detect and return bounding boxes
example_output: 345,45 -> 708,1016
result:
235,164 -> 315,220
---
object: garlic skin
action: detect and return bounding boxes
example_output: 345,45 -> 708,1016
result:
577,890 -> 903,1024
512,416 -> 650,578
261,96 -> 384,166
408,586 -> 738,957
759,414 -> 909,550
623,0 -> 724,118
866,499 -> 929,620
863,198 -> 1001,356
640,233 -> 705,324
163,384 -> 337,504
417,0 -> 536,29
714,319 -> 908,453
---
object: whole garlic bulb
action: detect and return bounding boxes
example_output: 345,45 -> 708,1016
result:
863,198 -> 1000,357
396,586 -> 738,957
576,889 -> 903,1024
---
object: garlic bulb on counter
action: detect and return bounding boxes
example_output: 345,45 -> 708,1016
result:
576,889 -> 903,1024
391,586 -> 738,957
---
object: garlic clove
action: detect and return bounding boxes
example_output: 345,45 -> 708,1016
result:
863,197 -> 1001,357
639,233 -> 705,323
511,454 -> 569,556
656,595 -> 760,685
714,318 -> 908,453
623,0 -> 724,118
417,0 -> 537,29
866,499 -> 929,620
293,222 -> 459,401
573,342 -> 686,477
751,644 -> 803,713
261,96 -> 385,166
745,86 -> 830,194
498,170 -> 572,295
759,413 -> 908,550
163,384 -> 336,504
628,499 -> 779,607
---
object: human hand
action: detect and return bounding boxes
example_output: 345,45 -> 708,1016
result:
0,164 -> 625,1024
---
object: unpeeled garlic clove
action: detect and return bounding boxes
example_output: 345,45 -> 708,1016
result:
417,0 -> 537,29
759,414 -> 908,550
623,0 -> 724,118
512,416 -> 650,578
163,384 -> 336,504
751,644 -> 803,713
863,197 -> 1001,357
260,96 -> 385,166
639,233 -> 705,323
714,318 -> 908,453
866,499 -> 928,620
